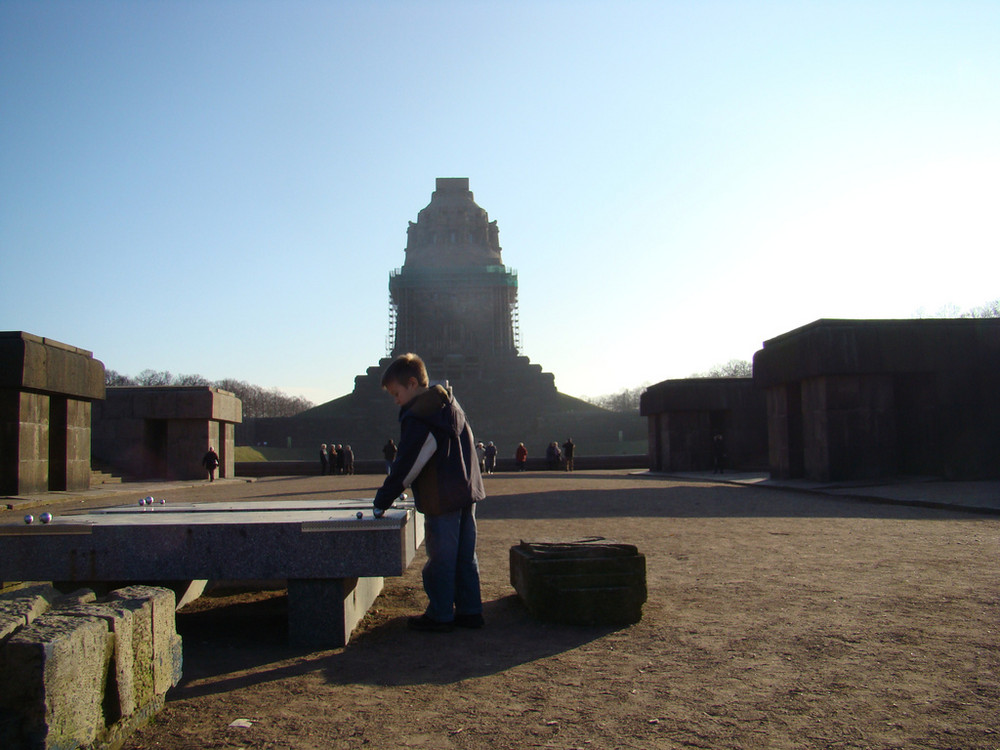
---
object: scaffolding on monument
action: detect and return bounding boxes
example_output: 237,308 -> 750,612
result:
386,300 -> 397,357
512,299 -> 522,354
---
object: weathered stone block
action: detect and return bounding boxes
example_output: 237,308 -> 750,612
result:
0,584 -> 59,642
0,614 -> 113,750
107,586 -> 181,696
59,601 -> 141,723
510,541 -> 647,626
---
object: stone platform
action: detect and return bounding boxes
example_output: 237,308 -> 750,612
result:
0,498 -> 423,647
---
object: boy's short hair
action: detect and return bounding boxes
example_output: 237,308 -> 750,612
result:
381,353 -> 429,389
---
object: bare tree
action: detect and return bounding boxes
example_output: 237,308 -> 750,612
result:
585,384 -> 647,413
691,359 -> 753,378
134,369 -> 174,386
102,371 -> 314,417
962,298 -> 1000,318
104,369 -> 136,386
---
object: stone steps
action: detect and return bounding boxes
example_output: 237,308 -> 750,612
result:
91,469 -> 122,485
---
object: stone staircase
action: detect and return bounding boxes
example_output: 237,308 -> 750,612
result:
90,467 -> 123,485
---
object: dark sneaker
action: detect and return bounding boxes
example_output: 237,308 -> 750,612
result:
454,613 -> 485,629
407,614 -> 454,633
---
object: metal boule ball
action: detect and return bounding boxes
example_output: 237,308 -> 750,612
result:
24,514 -> 34,525
356,511 -> 363,519
40,512 -> 52,524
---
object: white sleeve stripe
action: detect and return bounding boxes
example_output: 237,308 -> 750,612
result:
402,433 -> 437,488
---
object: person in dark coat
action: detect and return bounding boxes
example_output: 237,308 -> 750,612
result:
562,438 -> 575,472
202,447 -> 220,482
319,444 -> 329,475
484,441 -> 497,474
382,439 -> 397,474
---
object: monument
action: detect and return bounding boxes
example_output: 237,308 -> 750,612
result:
240,178 -> 644,459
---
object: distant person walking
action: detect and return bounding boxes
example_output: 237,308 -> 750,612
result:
336,444 -> 346,475
319,444 -> 329,475
515,442 -> 528,471
562,438 -> 575,472
712,433 -> 725,474
202,446 -> 220,482
327,443 -> 336,475
343,445 -> 355,475
484,441 -> 497,474
383,439 -> 398,474
476,442 -> 486,474
546,441 -> 561,470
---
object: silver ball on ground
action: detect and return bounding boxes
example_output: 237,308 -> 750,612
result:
40,512 -> 52,524
356,511 -> 363,519
24,514 -> 33,525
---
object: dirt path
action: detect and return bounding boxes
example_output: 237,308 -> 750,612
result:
32,471 -> 997,750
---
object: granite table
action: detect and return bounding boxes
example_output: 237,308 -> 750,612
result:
0,498 -> 423,647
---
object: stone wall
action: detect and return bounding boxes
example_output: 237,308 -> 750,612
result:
753,318 -> 1000,481
0,584 -> 181,749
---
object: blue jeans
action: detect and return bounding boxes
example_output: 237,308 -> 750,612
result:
422,504 -> 482,622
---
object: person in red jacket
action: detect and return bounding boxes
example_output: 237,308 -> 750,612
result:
515,442 -> 528,471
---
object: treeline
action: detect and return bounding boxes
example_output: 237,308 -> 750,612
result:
586,358 -> 754,413
587,297 -> 1000,414
104,369 -> 315,418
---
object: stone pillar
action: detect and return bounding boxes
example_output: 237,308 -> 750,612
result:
0,391 -> 50,495
219,421 -> 236,478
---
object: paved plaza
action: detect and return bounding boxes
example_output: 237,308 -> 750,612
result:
3,470 -> 998,749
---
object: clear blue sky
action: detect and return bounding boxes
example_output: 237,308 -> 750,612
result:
2,1 -> 998,405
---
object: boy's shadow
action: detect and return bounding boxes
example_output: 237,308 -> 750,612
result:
173,592 -> 621,698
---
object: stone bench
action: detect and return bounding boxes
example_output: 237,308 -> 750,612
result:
1,498 -> 424,649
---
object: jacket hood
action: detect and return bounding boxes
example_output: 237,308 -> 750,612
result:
400,385 -> 466,436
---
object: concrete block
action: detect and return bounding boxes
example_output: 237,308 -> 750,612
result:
0,584 -> 59,641
510,541 -> 647,626
0,614 -> 113,750
59,601 -> 141,723
108,586 -> 181,696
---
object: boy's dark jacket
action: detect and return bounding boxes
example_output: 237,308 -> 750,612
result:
374,385 -> 485,516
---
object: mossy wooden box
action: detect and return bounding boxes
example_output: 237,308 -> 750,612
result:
509,539 -> 646,626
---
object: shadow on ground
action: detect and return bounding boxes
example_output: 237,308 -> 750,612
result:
172,588 -> 618,700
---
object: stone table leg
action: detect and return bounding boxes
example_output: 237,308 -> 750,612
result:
287,577 -> 384,648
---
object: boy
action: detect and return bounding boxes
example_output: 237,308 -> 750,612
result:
373,353 -> 486,632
